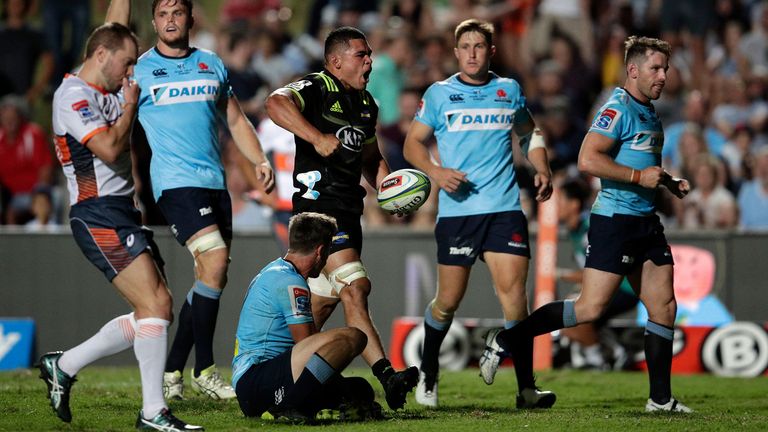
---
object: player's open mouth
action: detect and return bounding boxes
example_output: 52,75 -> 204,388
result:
165,26 -> 177,33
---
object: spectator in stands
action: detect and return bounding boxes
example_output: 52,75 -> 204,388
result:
679,155 -> 738,229
712,76 -> 768,138
24,185 -> 57,231
722,124 -> 756,189
0,0 -> 54,105
540,96 -> 585,172
659,0 -> 714,90
739,2 -> 768,73
738,146 -> 768,230
368,32 -> 413,127
0,94 -> 53,225
662,91 -> 727,168
529,0 -> 595,65
41,0 -> 90,91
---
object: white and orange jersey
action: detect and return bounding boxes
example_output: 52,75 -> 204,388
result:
52,74 -> 134,206
257,118 -> 297,212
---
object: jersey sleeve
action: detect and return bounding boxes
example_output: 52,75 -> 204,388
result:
217,55 -> 234,99
55,87 -> 110,145
414,84 -> 440,129
282,74 -> 323,113
588,102 -> 629,141
276,278 -> 314,325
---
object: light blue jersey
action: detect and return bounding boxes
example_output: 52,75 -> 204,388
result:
589,88 -> 664,216
231,258 -> 313,389
414,73 -> 525,218
134,47 -> 233,200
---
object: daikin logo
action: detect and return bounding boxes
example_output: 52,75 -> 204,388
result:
445,108 -> 515,131
150,79 -> 220,106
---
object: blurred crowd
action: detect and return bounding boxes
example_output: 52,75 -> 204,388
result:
2,0 -> 768,232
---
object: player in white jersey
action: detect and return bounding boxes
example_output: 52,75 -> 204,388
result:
39,2 -> 203,430
493,36 -> 693,413
403,19 -> 555,409
126,0 -> 274,400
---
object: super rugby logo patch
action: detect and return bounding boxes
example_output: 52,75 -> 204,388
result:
71,100 -> 94,120
288,286 -> 311,317
593,108 -> 622,132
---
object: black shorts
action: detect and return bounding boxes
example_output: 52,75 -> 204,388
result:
69,196 -> 164,282
296,210 -> 362,255
157,187 -> 233,246
235,349 -> 294,417
436,211 -> 530,266
585,213 -> 673,276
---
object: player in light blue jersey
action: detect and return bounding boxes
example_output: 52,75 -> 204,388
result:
127,0 -> 274,401
494,36 -> 693,413
403,19 -> 555,409
233,212 -> 380,422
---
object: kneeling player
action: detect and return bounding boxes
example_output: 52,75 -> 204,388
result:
232,213 -> 381,422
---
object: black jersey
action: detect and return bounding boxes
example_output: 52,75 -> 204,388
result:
283,70 -> 379,215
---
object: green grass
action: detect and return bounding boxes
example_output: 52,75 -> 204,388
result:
1,367 -> 766,431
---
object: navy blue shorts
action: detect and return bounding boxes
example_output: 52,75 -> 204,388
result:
235,349 -> 294,417
298,210 -> 361,255
585,214 -> 674,276
435,211 -> 530,266
157,187 -> 233,246
69,196 -> 164,282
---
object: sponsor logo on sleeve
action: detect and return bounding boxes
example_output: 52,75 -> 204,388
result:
593,108 -> 621,132
286,79 -> 312,92
71,100 -> 94,120
289,286 -> 311,317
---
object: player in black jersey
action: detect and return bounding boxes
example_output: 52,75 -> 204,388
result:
265,26 -> 418,411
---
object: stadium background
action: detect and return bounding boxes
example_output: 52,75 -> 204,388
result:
2,0 -> 768,373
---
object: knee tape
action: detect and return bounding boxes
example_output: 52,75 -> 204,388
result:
429,299 -> 454,322
186,230 -> 227,257
329,261 -> 367,294
308,273 -> 337,298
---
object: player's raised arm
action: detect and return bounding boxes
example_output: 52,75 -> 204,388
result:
84,79 -> 139,164
265,88 -> 340,157
105,0 -> 131,26
225,95 -> 275,192
404,120 -> 466,193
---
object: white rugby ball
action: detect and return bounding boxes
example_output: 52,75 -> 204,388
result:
377,168 -> 431,214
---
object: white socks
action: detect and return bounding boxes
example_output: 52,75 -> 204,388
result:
134,318 -> 170,419
58,313 -> 137,376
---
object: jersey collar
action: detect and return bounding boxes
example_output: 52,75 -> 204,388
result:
620,87 -> 654,109
455,71 -> 496,87
322,68 -> 356,94
153,46 -> 197,60
65,73 -> 109,95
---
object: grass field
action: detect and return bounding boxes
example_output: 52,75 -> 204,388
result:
1,367 -> 766,431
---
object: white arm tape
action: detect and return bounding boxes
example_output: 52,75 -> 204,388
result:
186,230 -> 227,257
520,127 -> 546,156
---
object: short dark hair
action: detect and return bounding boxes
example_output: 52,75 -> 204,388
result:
454,19 -> 494,47
324,26 -> 367,63
560,178 -> 591,210
84,23 -> 138,59
624,35 -> 671,66
151,0 -> 193,17
288,212 -> 338,254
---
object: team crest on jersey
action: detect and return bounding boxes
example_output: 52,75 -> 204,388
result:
289,286 -> 311,317
335,125 -> 365,152
197,62 -> 215,74
71,100 -> 94,120
594,108 -> 621,132
494,88 -> 510,103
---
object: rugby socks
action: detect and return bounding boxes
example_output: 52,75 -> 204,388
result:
134,318 -> 169,419
372,358 -> 395,385
191,280 -> 222,376
645,320 -> 674,405
497,301 -> 576,350
165,296 -> 193,373
58,313 -> 137,376
281,353 -> 336,410
505,320 -> 536,392
420,303 -> 452,379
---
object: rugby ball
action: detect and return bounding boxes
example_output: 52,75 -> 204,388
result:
377,168 -> 431,214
